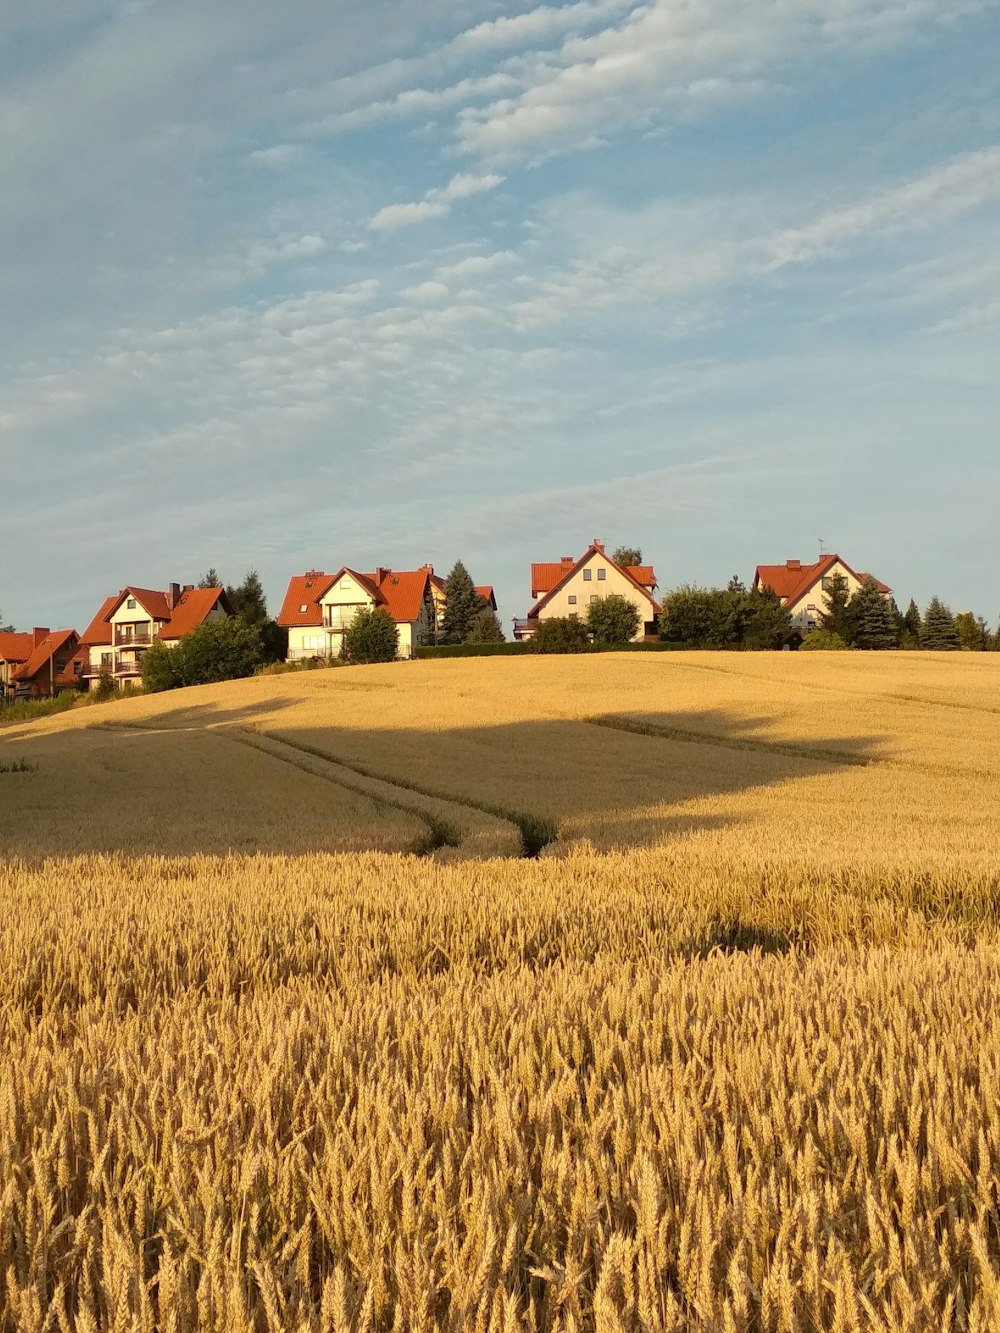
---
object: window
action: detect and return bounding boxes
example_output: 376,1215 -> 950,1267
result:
568,594 -> 577,605
597,568 -> 606,581
590,594 -> 598,603
583,569 -> 592,581
126,598 -> 136,610
299,603 -> 309,613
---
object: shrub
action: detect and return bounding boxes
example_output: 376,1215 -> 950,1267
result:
586,595 -> 640,645
341,608 -> 399,664
800,630 -> 850,651
526,617 -> 592,654
142,619 -> 266,693
94,665 -> 117,701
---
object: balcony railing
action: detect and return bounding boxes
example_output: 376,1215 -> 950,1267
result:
114,628 -> 153,646
512,618 -> 535,640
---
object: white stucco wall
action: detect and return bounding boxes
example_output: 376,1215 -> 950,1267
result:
786,561 -> 873,631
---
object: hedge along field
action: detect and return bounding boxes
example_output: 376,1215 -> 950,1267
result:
2,652 -> 1000,1331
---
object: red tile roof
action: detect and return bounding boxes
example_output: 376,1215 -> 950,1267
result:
109,587 -> 173,621
278,566 -> 436,628
475,585 -> 497,610
276,573 -> 337,627
12,629 -> 79,684
0,632 -> 34,664
79,595 -> 120,647
528,543 -> 659,619
364,568 -> 432,623
753,556 -> 891,607
158,586 -> 230,640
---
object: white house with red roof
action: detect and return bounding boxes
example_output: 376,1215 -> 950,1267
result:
278,566 -> 439,660
514,541 -> 660,641
79,583 -> 231,688
753,555 -> 892,634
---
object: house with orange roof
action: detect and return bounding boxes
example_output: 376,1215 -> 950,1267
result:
514,541 -> 660,642
752,555 -> 892,634
9,628 -> 83,699
79,583 -> 232,688
0,632 -> 35,700
426,568 -> 497,628
278,565 -> 444,660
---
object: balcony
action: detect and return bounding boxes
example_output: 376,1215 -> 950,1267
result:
512,618 -> 536,640
114,627 -> 153,647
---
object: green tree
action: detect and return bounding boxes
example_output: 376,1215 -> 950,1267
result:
466,608 -> 506,644
612,546 -> 643,568
659,587 -> 741,648
954,612 -> 990,651
818,572 -> 853,642
0,608 -> 13,633
341,607 -> 398,664
227,570 -> 268,625
901,599 -> 922,649
727,575 -> 747,593
94,665 -> 117,701
921,598 -> 960,650
143,619 -> 265,691
198,569 -> 220,589
526,616 -> 592,654
440,562 -> 486,644
737,586 -> 791,650
849,577 -> 899,650
140,641 -> 181,693
587,595 -> 641,644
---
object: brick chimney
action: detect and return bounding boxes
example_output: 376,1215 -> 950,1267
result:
32,627 -> 50,648
593,538 -> 605,552
786,559 -> 801,571
375,567 -> 389,583
166,583 -> 181,610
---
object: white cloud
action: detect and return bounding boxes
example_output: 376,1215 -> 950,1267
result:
247,143 -> 305,165
403,280 -> 450,302
370,171 -> 504,231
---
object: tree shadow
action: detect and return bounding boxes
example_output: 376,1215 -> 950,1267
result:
0,698 -> 885,860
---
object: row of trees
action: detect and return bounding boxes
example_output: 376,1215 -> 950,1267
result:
809,573 -> 1000,651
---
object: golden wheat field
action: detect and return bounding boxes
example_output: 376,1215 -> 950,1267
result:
2,651 -> 1000,1331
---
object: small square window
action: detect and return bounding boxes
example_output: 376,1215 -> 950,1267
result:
597,568 -> 606,581
568,594 -> 577,605
590,594 -> 598,603
126,598 -> 136,610
583,569 -> 592,581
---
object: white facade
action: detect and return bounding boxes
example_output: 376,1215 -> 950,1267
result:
531,548 -> 656,641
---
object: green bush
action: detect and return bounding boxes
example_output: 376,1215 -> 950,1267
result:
586,595 -> 641,645
341,608 -> 399,664
0,691 -> 78,729
799,630 -> 850,651
525,617 -> 592,655
142,619 -> 266,693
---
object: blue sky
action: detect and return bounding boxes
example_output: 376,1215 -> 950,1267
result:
3,0 -> 1000,633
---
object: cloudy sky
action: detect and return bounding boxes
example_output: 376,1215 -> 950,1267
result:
3,0 -> 999,632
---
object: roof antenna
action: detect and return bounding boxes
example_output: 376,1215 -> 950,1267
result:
818,537 -> 826,559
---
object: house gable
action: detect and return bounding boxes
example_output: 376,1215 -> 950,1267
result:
528,543 -> 659,626
754,556 -> 892,629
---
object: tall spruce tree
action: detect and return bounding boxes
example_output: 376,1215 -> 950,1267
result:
954,612 -> 990,651
818,571 -> 853,643
849,577 -> 899,650
198,569 -> 220,589
902,599 -> 922,645
440,562 -> 486,644
921,597 -> 960,650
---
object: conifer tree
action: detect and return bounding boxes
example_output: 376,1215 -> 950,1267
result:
921,597 -> 960,650
903,599 -> 922,640
818,571 -> 853,643
440,562 -> 486,644
227,570 -> 268,625
849,577 -> 899,650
